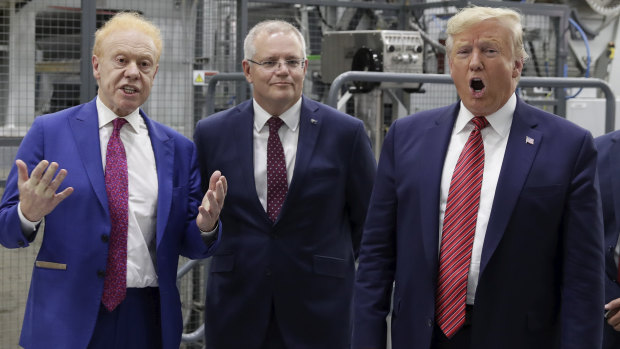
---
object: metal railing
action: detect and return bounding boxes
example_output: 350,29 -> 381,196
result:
326,72 -> 617,133
177,258 -> 209,344
204,73 -> 248,118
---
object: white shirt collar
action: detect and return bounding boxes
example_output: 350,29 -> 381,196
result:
253,98 -> 302,132
455,93 -> 516,138
96,96 -> 142,133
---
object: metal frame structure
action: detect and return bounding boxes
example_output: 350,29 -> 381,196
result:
327,71 -> 616,132
0,1 -> 616,348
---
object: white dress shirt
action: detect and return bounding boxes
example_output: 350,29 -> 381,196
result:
439,93 -> 516,304
253,98 -> 301,211
96,97 -> 159,288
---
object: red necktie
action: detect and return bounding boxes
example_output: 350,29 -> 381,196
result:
266,117 -> 288,222
436,116 -> 489,337
102,118 -> 129,311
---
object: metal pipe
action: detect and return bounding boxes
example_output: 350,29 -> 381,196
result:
181,323 -> 204,342
204,73 -> 247,118
177,259 -> 200,279
326,72 -> 616,132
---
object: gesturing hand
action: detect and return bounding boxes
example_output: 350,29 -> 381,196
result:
196,170 -> 227,232
17,159 -> 74,222
606,298 -> 620,331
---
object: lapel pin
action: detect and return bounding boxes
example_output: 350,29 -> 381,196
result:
310,118 -> 318,125
525,136 -> 534,145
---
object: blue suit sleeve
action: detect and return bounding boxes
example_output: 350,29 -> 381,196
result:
346,121 -> 377,258
561,131 -> 605,347
0,119 -> 45,248
353,120 -> 399,349
179,143 -> 221,260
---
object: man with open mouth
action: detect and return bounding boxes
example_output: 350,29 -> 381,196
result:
353,5 -> 603,349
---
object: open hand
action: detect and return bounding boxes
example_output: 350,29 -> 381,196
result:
196,170 -> 227,231
17,159 -> 74,222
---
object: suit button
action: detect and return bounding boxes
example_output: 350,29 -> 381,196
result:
17,240 -> 25,247
97,269 -> 105,278
265,268 -> 272,276
427,319 -> 433,327
609,245 -> 615,252
101,234 -> 109,243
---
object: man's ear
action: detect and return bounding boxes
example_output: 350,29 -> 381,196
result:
92,55 -> 100,80
242,60 -> 253,84
152,64 -> 159,81
512,57 -> 524,78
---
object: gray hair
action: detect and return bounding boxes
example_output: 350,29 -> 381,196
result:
244,20 -> 307,60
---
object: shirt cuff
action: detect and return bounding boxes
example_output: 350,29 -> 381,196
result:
17,202 -> 41,238
200,222 -> 219,246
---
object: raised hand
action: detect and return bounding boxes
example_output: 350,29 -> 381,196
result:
16,159 -> 74,222
196,170 -> 227,232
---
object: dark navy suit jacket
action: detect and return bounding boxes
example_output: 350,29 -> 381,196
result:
194,96 -> 376,349
0,98 -> 220,349
353,97 -> 604,349
595,130 -> 620,349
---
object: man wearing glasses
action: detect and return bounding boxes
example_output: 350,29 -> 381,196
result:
194,20 -> 376,348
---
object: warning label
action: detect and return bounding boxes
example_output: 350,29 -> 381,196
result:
193,70 -> 219,85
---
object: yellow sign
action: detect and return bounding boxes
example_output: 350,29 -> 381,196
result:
193,70 -> 219,85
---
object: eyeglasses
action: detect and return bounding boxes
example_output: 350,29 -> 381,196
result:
247,58 -> 305,71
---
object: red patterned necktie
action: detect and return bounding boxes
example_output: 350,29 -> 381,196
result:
436,116 -> 489,338
102,117 -> 129,312
266,117 -> 288,222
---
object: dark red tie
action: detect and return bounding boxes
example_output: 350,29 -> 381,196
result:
266,117 -> 288,222
436,116 -> 489,337
102,118 -> 129,311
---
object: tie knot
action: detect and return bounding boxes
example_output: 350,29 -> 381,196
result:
471,116 -> 489,131
112,118 -> 128,133
267,117 -> 284,133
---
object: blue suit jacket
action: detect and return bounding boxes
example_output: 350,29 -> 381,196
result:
353,98 -> 604,349
194,97 -> 376,349
0,98 -> 220,349
595,131 -> 620,349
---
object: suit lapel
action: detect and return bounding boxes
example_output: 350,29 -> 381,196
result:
68,99 -> 108,212
142,112 -> 174,247
280,97 -> 321,222
480,100 -> 541,276
420,105 -> 458,274
234,101 -> 271,223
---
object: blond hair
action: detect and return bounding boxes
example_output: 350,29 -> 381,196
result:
244,20 -> 306,60
445,6 -> 529,62
92,12 -> 162,62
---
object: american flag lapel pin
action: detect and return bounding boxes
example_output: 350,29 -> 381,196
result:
310,118 -> 318,125
525,136 -> 534,145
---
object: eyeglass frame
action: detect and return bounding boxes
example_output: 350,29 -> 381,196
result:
246,58 -> 306,71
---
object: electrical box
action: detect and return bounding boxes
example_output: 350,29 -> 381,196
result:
566,97 -> 620,137
320,30 -> 424,92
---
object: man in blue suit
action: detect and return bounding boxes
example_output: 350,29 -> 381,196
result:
595,131 -> 620,348
0,12 -> 226,349
353,6 -> 604,349
194,20 -> 376,349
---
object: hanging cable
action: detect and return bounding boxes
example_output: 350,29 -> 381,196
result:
565,17 -> 591,99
